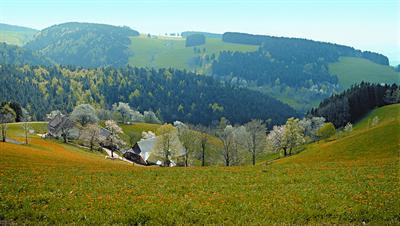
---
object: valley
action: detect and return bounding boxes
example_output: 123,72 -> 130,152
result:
0,104 -> 398,224
0,4 -> 399,223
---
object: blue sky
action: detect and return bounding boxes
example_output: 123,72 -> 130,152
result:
1,0 -> 399,65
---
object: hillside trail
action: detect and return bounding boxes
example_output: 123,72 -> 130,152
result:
5,138 -> 23,145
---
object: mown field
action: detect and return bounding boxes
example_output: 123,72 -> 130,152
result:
128,35 -> 257,71
329,57 -> 400,89
0,104 -> 399,224
0,30 -> 37,46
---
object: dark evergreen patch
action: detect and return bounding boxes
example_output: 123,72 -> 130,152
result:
0,64 -> 297,125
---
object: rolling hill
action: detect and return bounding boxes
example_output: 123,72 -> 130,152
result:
24,22 -> 139,67
329,57 -> 400,89
0,104 -> 398,224
0,23 -> 38,46
0,22 -> 398,114
0,42 -> 52,65
128,35 -> 257,71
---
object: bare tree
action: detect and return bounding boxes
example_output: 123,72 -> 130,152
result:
176,123 -> 198,167
195,125 -> 211,167
59,116 -> 74,143
230,126 -> 247,165
21,109 -> 32,144
0,104 -> 16,142
81,124 -> 100,151
244,119 -> 266,165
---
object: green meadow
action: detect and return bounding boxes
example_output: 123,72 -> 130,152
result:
128,35 -> 257,71
0,104 -> 399,224
329,57 -> 400,89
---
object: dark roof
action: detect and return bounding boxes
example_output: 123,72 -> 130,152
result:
48,114 -> 63,128
121,145 -> 141,155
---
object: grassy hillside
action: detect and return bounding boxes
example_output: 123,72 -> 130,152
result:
329,57 -> 400,89
128,35 -> 257,71
0,23 -> 38,46
277,104 -> 399,164
0,105 -> 398,224
120,122 -> 161,136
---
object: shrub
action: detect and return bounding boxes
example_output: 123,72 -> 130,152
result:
317,122 -> 336,140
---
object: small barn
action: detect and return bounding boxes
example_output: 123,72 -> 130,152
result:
122,136 -> 186,166
122,137 -> 157,165
47,114 -> 78,139
47,114 -> 64,137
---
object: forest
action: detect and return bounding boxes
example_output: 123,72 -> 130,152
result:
310,82 -> 399,127
24,22 -> 139,67
0,64 -> 297,125
213,32 -> 389,89
0,43 -> 51,65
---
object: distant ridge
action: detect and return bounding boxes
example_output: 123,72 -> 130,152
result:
25,22 -> 139,67
181,31 -> 222,38
0,23 -> 38,32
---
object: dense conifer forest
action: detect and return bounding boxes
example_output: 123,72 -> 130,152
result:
0,64 -> 296,125
25,22 -> 139,67
310,82 -> 399,127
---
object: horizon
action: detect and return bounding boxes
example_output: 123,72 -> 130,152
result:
0,0 -> 399,65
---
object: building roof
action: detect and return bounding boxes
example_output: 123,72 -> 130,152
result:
48,114 -> 63,129
137,137 -> 157,161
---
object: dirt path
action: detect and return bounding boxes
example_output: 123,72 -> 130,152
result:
5,138 -> 23,145
102,147 -> 137,165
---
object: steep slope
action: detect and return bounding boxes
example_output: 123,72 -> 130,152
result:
0,105 -> 398,224
0,23 -> 38,46
277,104 -> 399,165
270,104 -> 399,223
25,22 -> 139,67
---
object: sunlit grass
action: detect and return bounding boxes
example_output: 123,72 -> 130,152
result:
0,105 -> 398,224
329,57 -> 400,90
128,35 -> 257,70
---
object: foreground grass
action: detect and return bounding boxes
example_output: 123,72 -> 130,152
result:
329,57 -> 400,90
0,105 -> 399,224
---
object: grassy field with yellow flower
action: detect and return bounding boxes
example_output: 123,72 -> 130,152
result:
0,104 -> 399,224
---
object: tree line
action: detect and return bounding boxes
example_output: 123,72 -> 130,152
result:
222,32 -> 389,65
212,32 -> 390,91
0,64 -> 297,126
1,99 -> 347,167
24,22 -> 139,67
310,82 -> 399,128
